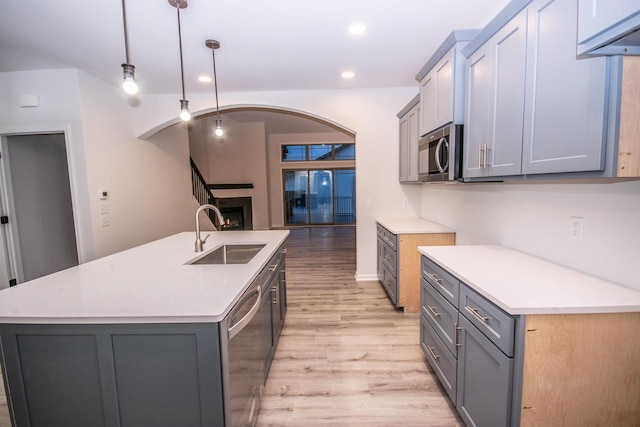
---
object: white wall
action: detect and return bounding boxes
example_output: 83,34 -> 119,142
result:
0,69 -> 199,263
203,116 -> 270,230
133,87 -> 421,277
419,180 -> 640,290
0,69 -> 95,262
77,71 -> 195,257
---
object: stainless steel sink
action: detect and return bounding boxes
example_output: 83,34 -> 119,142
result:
188,244 -> 265,265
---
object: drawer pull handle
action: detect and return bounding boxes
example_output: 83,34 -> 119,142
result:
426,272 -> 441,283
466,306 -> 489,323
427,305 -> 440,318
426,346 -> 440,361
384,236 -> 393,245
384,255 -> 391,262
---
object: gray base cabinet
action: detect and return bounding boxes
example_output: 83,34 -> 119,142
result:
456,315 -> 513,427
420,256 -> 521,427
420,252 -> 640,426
1,323 -> 226,427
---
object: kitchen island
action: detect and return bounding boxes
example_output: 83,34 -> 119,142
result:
0,230 -> 289,427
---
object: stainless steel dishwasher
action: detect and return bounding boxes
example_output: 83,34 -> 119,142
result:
220,275 -> 264,427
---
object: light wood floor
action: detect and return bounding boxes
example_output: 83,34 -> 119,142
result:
257,226 -> 462,427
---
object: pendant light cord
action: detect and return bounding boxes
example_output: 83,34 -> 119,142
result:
212,48 -> 220,120
177,5 -> 186,100
121,0 -> 131,63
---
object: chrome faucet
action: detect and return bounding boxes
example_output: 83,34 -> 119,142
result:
195,204 -> 225,252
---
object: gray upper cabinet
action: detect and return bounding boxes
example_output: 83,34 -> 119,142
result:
577,0 -> 640,55
464,10 -> 527,178
416,30 -> 478,137
398,95 -> 420,183
462,0 -> 611,180
522,0 -> 609,175
419,49 -> 454,136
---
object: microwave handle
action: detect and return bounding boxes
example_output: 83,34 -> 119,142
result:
435,137 -> 449,173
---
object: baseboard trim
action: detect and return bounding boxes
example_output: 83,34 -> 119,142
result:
355,273 -> 379,281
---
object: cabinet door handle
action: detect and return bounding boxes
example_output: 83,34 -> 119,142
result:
484,145 -> 491,167
426,346 -> 440,361
479,145 -> 484,169
454,322 -> 462,348
268,259 -> 281,272
426,272 -> 441,284
427,305 -> 440,318
465,306 -> 489,323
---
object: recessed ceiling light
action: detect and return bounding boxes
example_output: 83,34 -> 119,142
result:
198,75 -> 212,83
348,23 -> 367,35
342,71 -> 355,79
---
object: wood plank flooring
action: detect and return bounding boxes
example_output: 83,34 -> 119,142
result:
257,226 -> 462,426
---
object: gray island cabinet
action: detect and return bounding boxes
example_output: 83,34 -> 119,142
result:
418,245 -> 640,427
0,230 -> 289,427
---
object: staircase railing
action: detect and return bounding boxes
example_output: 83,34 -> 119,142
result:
190,157 -> 219,227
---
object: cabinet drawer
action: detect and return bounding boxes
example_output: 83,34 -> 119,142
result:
459,284 -> 515,357
420,315 -> 457,404
381,242 -> 397,276
421,278 -> 458,356
380,264 -> 398,306
421,256 -> 459,306
377,224 -> 397,251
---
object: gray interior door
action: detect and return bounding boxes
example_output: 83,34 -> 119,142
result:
2,133 -> 79,283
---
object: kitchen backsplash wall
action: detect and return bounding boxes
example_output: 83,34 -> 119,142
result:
419,180 -> 640,290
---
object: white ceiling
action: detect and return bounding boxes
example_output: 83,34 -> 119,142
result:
0,0 -> 509,95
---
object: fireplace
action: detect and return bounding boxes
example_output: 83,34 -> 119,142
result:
216,197 -> 253,230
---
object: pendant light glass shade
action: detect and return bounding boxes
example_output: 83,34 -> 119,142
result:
120,0 -> 138,95
121,64 -> 138,94
215,119 -> 224,137
180,99 -> 191,121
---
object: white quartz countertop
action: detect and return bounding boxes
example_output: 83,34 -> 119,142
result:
377,217 -> 455,235
418,245 -> 640,315
0,230 -> 289,324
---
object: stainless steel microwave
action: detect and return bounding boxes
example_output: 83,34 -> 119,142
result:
418,124 -> 463,182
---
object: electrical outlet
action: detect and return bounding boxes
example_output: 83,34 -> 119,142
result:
570,217 -> 583,240
366,199 -> 373,209
101,214 -> 111,227
402,198 -> 409,208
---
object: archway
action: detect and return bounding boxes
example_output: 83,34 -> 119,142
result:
185,106 -> 356,230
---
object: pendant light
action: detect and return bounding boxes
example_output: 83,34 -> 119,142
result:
169,0 -> 191,122
120,0 -> 138,95
205,39 -> 224,137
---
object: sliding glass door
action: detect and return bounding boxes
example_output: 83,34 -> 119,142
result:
283,169 -> 355,226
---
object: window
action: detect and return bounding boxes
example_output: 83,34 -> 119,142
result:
281,143 -> 355,161
281,145 -> 306,161
283,168 -> 355,226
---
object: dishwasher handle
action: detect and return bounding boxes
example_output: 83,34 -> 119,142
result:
228,285 -> 261,339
